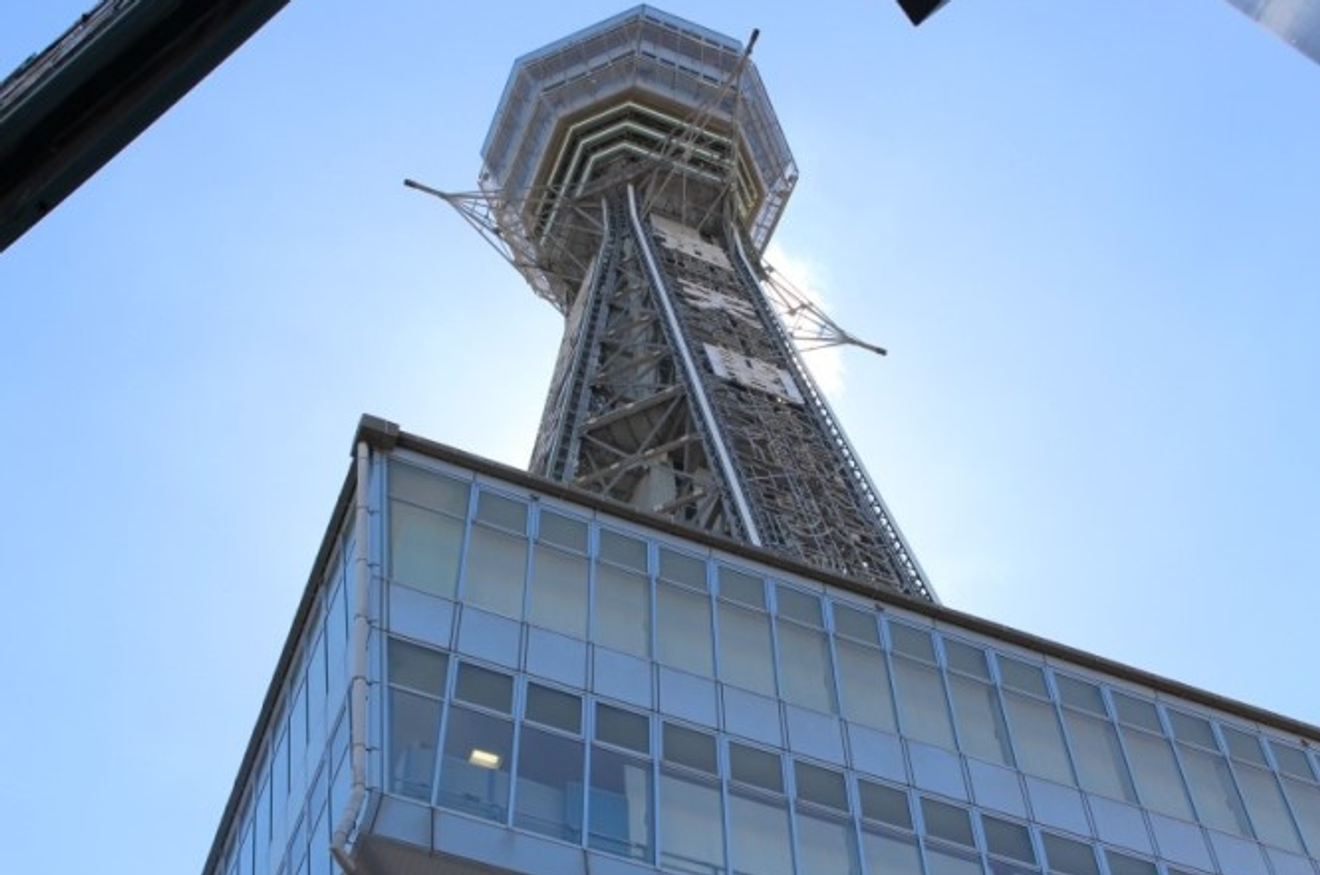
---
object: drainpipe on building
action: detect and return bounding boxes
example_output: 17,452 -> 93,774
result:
331,440 -> 372,873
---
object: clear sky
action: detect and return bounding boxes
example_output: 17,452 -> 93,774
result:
1,2 -> 1317,872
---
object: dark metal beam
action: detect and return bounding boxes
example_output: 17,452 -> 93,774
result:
0,0 -> 290,253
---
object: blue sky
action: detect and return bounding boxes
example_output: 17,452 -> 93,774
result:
1,2 -> 1318,872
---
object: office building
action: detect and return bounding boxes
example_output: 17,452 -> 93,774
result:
201,9 -> 1320,875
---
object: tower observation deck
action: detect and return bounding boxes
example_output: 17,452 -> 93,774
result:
475,6 -> 934,602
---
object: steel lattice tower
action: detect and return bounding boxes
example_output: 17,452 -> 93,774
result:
453,7 -> 934,602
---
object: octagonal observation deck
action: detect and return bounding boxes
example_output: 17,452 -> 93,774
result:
479,5 -> 797,311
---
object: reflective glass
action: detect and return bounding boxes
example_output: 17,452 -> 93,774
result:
387,638 -> 448,697
833,603 -> 880,646
1062,710 -> 1136,802
776,621 -> 836,713
454,663 -> 513,713
892,657 -> 955,749
836,639 -> 897,732
1221,726 -> 1267,767
730,743 -> 783,793
718,603 -> 776,696
797,811 -> 861,875
595,564 -> 650,658
719,567 -> 765,607
1055,675 -> 1105,715
861,827 -> 923,875
514,726 -> 584,840
1272,742 -> 1317,782
437,706 -> 513,820
1041,832 -> 1099,875
660,772 -> 725,875
589,745 -> 653,861
776,585 -> 821,626
528,545 -> 589,637
998,657 -> 1048,698
982,815 -> 1035,863
859,780 -> 912,829
463,525 -> 527,619
526,683 -> 581,734
1234,765 -> 1304,853
389,503 -> 463,598
949,674 -> 1014,766
1002,692 -> 1073,784
1113,694 -> 1162,733
664,723 -> 717,773
475,491 -> 527,533
795,761 -> 847,811
1104,851 -> 1157,875
539,510 -> 588,553
660,547 -> 707,589
599,529 -> 647,571
1179,745 -> 1253,835
1168,711 -> 1218,749
729,792 -> 793,875
944,639 -> 990,680
922,797 -> 974,846
1121,728 -> 1194,820
926,843 -> 983,875
889,623 -> 936,663
596,703 -> 650,753
1280,778 -> 1320,855
390,463 -> 468,514
657,583 -> 714,676
388,689 -> 439,800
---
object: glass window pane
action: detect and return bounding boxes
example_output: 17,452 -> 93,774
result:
1113,694 -> 1161,732
514,726 -> 584,840
454,663 -> 513,713
526,684 -> 581,734
836,640 -> 897,732
1002,691 -> 1073,784
730,743 -> 783,793
539,510 -> 587,553
660,547 -> 708,589
983,815 -> 1035,863
949,674 -> 1014,766
926,844 -> 982,875
1179,745 -> 1253,835
528,545 -> 588,637
388,638 -> 448,697
719,567 -> 765,607
832,603 -> 880,646
1055,675 -> 1105,715
1281,778 -> 1320,856
1041,833 -> 1099,875
776,621 -> 836,713
718,603 -> 776,696
665,723 -> 717,774
1168,711 -> 1217,749
658,583 -> 714,676
795,761 -> 847,811
998,657 -> 1048,698
892,657 -> 956,750
797,811 -> 861,875
1062,710 -> 1136,803
944,640 -> 990,680
596,704 -> 650,753
1105,851 -> 1156,875
437,706 -> 513,820
660,772 -> 725,875
776,586 -> 821,626
595,564 -> 650,658
599,529 -> 647,570
388,689 -> 440,800
390,502 -> 463,598
1234,765 -> 1304,853
889,623 -> 936,663
1121,728 -> 1194,820
859,780 -> 912,829
1221,726 -> 1267,767
922,797 -> 974,846
463,525 -> 527,618
475,490 -> 526,532
589,745 -> 653,861
1271,742 -> 1317,782
390,463 -> 468,515
861,827 -> 923,875
729,792 -> 793,875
